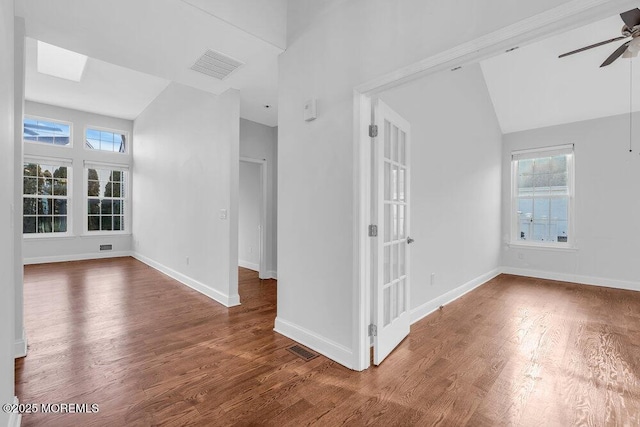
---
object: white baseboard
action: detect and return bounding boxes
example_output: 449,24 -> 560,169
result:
411,268 -> 502,324
14,328 -> 27,358
501,266 -> 640,292
7,396 -> 21,427
239,261 -> 276,280
24,250 -> 133,265
238,259 -> 259,271
274,317 -> 353,369
132,252 -> 240,307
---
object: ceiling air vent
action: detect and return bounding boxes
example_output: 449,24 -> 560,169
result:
190,49 -> 243,80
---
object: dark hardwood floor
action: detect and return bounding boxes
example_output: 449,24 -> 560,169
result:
16,257 -> 640,426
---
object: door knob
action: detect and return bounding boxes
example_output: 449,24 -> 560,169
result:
407,237 -> 415,244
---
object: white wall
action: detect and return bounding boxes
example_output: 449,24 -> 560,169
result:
239,161 -> 261,271
0,0 -> 16,423
502,113 -> 640,290
239,118 -> 277,276
133,83 -> 241,307
380,64 -> 502,318
277,0 -> 577,368
22,101 -> 133,263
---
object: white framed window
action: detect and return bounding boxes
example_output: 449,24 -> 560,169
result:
511,144 -> 574,247
85,126 -> 128,153
23,158 -> 72,236
23,116 -> 72,147
84,162 -> 129,233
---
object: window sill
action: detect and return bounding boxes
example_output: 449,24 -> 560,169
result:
23,233 -> 75,240
24,232 -> 132,240
508,242 -> 578,252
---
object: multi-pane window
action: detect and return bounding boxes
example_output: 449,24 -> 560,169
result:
512,145 -> 574,245
86,128 -> 126,153
23,117 -> 71,146
22,114 -> 132,238
87,167 -> 127,232
23,161 -> 70,234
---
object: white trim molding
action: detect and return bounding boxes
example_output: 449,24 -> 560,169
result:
24,250 -> 133,265
14,328 -> 27,358
355,0 -> 637,95
501,266 -> 640,293
238,259 -> 259,272
266,270 -> 277,280
411,268 -> 502,324
274,317 -> 354,370
509,145 -> 575,249
7,397 -> 21,427
132,252 -> 240,307
239,157 -> 269,279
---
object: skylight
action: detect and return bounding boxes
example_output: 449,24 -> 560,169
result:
37,41 -> 88,82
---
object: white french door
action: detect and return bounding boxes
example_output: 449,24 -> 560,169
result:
372,99 -> 412,365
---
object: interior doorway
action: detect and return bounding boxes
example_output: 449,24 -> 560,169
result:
239,157 -> 268,279
353,2 -> 633,371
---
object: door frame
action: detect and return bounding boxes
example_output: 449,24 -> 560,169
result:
239,157 -> 269,279
351,0 -> 636,371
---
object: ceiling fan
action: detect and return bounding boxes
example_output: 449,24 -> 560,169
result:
559,8 -> 640,67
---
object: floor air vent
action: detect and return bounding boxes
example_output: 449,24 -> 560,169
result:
286,344 -> 319,361
190,49 -> 243,80
100,244 -> 113,251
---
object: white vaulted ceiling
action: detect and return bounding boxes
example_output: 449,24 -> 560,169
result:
16,0 -> 287,126
481,14 -> 640,134
25,38 -> 170,120
180,0 -> 287,49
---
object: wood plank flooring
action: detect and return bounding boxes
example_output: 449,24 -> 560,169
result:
15,258 -> 640,426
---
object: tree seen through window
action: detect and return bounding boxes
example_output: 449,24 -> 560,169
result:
23,162 -> 68,234
87,168 -> 126,231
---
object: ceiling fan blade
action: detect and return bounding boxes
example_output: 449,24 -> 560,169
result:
600,41 -> 631,67
620,8 -> 640,29
558,36 -> 628,58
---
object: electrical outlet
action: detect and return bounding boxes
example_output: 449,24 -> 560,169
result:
430,273 -> 436,286
186,256 -> 190,265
